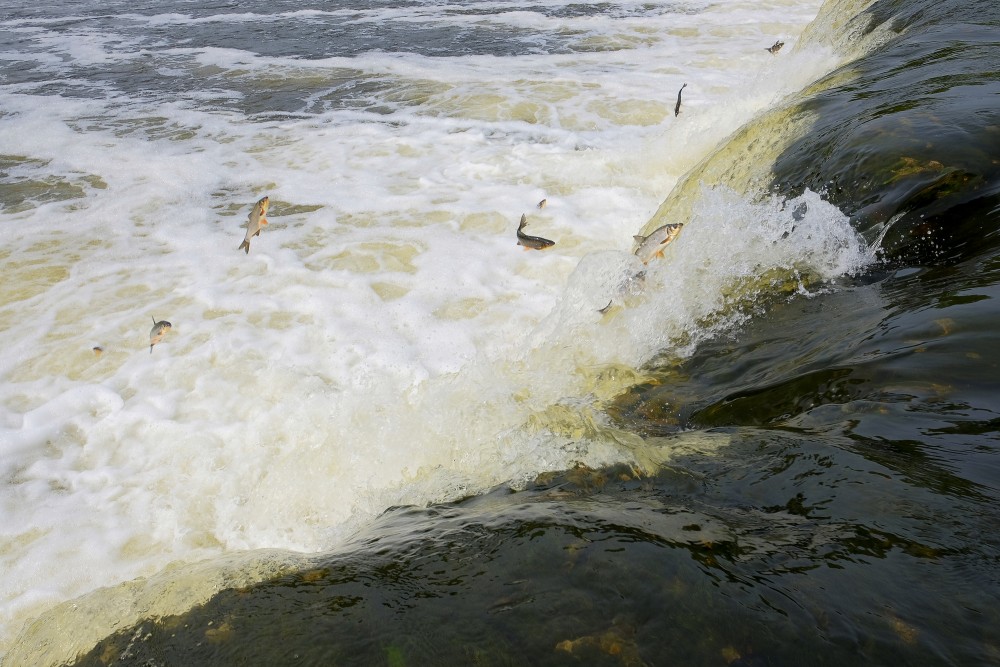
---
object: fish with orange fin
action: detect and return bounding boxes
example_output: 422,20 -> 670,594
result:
516,213 -> 555,250
149,317 -> 171,354
633,222 -> 684,263
238,195 -> 270,254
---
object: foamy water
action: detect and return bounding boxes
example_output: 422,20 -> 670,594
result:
0,0 -> 866,659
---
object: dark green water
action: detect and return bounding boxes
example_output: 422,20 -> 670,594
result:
769,0 -> 1000,268
71,442 -> 1000,666
67,0 -> 1000,664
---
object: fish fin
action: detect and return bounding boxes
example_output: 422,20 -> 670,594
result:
260,216 -> 268,226
633,235 -> 646,243
239,240 -> 250,254
655,249 -> 665,258
518,214 -> 528,230
152,316 -> 156,324
149,345 -> 153,354
253,229 -> 261,238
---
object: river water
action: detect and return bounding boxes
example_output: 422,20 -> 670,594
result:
1,0 -> 998,665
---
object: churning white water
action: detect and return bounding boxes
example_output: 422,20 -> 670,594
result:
0,0 -> 872,660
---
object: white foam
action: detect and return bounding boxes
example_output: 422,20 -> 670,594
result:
0,0 -> 857,659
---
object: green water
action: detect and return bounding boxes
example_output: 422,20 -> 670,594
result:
70,443 -> 1000,666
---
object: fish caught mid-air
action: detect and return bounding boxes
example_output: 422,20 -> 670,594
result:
633,223 -> 684,264
149,317 -> 172,353
238,195 -> 270,254
674,83 -> 687,117
766,40 -> 784,54
516,213 -> 555,250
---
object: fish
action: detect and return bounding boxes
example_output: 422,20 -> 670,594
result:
766,40 -> 784,54
516,213 -> 555,250
674,83 -> 687,117
149,317 -> 172,354
537,198 -> 547,209
633,223 -> 684,263
238,195 -> 270,254
598,269 -> 647,314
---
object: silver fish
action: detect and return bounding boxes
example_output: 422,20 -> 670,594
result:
633,223 -> 684,264
537,198 -> 547,209
766,40 -> 784,54
516,213 -> 555,250
238,195 -> 270,255
149,317 -> 171,354
674,83 -> 687,117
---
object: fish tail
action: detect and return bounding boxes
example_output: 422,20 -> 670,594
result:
239,240 -> 250,254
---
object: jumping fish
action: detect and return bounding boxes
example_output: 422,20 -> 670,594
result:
633,223 -> 684,264
537,198 -> 547,209
238,195 -> 270,255
674,83 -> 687,117
516,213 -> 555,250
149,317 -> 171,354
766,40 -> 784,54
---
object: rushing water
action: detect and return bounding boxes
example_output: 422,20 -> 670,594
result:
2,0 -> 999,664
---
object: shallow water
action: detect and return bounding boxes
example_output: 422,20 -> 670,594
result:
3,0 -> 1000,664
